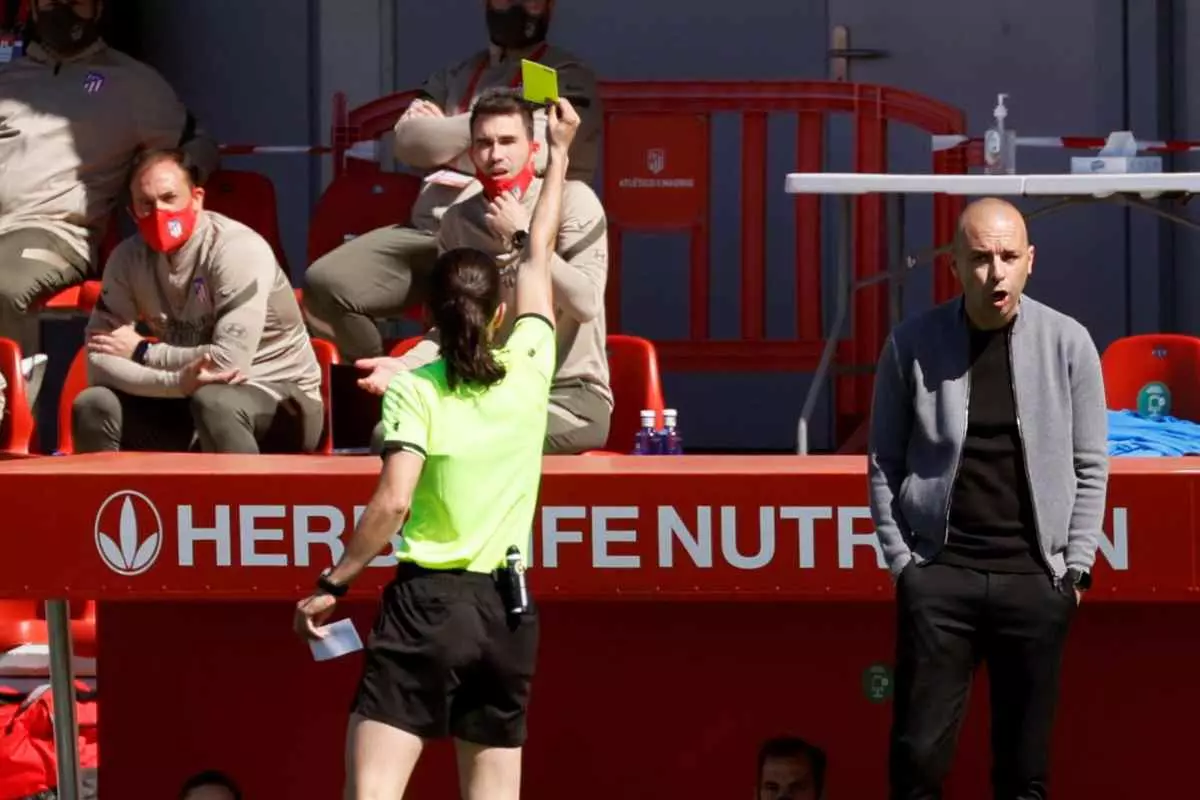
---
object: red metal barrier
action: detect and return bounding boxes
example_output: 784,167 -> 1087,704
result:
332,82 -> 968,438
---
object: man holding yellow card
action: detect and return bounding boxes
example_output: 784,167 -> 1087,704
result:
303,0 -> 602,365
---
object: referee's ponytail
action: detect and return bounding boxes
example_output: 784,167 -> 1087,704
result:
431,248 -> 508,391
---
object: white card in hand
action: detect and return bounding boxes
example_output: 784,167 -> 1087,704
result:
308,618 -> 365,662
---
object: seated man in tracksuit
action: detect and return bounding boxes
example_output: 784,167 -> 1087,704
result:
73,149 -> 324,454
0,0 -> 219,355
359,89 -> 612,454
302,0 -> 601,363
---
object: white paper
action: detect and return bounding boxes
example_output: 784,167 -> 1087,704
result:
308,618 -> 364,662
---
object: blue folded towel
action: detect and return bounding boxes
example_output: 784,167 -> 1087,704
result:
1107,409 -> 1200,457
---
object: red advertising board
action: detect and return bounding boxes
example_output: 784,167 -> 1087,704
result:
2,454 -> 1199,799
0,453 -> 1196,602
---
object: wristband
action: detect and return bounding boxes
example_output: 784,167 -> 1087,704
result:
132,339 -> 151,365
316,568 -> 348,598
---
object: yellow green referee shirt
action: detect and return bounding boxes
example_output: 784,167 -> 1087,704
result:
380,314 -> 555,573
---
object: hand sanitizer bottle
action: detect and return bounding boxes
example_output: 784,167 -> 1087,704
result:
661,408 -> 683,455
633,409 -> 661,455
984,93 -> 1016,175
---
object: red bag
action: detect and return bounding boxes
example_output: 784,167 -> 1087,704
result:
0,682 -> 97,800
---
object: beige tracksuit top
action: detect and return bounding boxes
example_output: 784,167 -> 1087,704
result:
0,40 -> 219,263
87,211 -> 321,403
393,41 -> 602,233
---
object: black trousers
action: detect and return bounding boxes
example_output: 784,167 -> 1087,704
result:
889,562 -> 1077,800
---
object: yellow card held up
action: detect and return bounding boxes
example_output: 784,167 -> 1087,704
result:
521,59 -> 559,105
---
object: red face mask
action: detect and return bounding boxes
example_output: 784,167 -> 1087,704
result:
477,143 -> 539,201
137,200 -> 198,254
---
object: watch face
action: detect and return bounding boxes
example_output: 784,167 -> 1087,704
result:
1065,568 -> 1091,591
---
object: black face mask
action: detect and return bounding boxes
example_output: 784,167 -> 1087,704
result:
35,4 -> 101,56
485,6 -> 548,51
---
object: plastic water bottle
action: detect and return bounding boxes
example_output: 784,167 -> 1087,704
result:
633,409 -> 661,455
984,93 -> 1017,175
661,408 -> 683,455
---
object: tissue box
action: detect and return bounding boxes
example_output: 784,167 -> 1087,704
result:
1070,156 -> 1163,174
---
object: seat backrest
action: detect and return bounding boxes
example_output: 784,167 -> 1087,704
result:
388,336 -> 427,358
41,280 -> 102,314
604,335 -> 666,453
55,347 -> 90,455
306,171 -> 423,266
1100,334 -> 1200,421
203,169 -> 290,277
0,338 -> 34,455
0,600 -> 43,651
310,338 -> 341,454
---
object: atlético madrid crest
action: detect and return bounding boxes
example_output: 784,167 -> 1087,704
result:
646,148 -> 665,175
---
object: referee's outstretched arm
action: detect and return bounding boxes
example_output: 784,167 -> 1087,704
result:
515,98 -> 582,327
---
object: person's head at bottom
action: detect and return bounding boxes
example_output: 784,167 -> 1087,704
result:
179,769 -> 242,800
952,197 -> 1034,332
757,736 -> 827,800
431,247 -> 507,390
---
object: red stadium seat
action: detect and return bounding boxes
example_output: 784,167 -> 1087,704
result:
55,347 -> 90,455
0,338 -> 34,455
1101,334 -> 1200,421
307,171 -> 422,265
388,335 -> 426,359
0,599 -> 96,676
593,335 -> 666,455
0,601 -> 41,652
41,280 -> 102,314
203,169 -> 290,277
311,338 -> 341,454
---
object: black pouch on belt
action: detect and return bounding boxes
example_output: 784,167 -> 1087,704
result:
496,545 -> 532,615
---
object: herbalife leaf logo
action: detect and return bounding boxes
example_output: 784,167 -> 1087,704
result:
94,490 -> 163,577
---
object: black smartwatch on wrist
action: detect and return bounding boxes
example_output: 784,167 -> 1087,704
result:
132,339 -> 151,365
1060,567 -> 1092,594
316,568 -> 348,598
511,229 -> 529,252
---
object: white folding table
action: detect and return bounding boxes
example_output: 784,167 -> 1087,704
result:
783,172 -> 1200,454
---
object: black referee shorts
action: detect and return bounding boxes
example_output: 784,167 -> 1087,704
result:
351,562 -> 540,748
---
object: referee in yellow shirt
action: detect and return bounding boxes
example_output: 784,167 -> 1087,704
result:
293,98 -> 580,799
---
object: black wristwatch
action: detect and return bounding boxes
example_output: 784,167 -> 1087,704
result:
316,568 -> 348,598
511,229 -> 529,252
132,339 -> 151,365
1060,567 -> 1092,594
